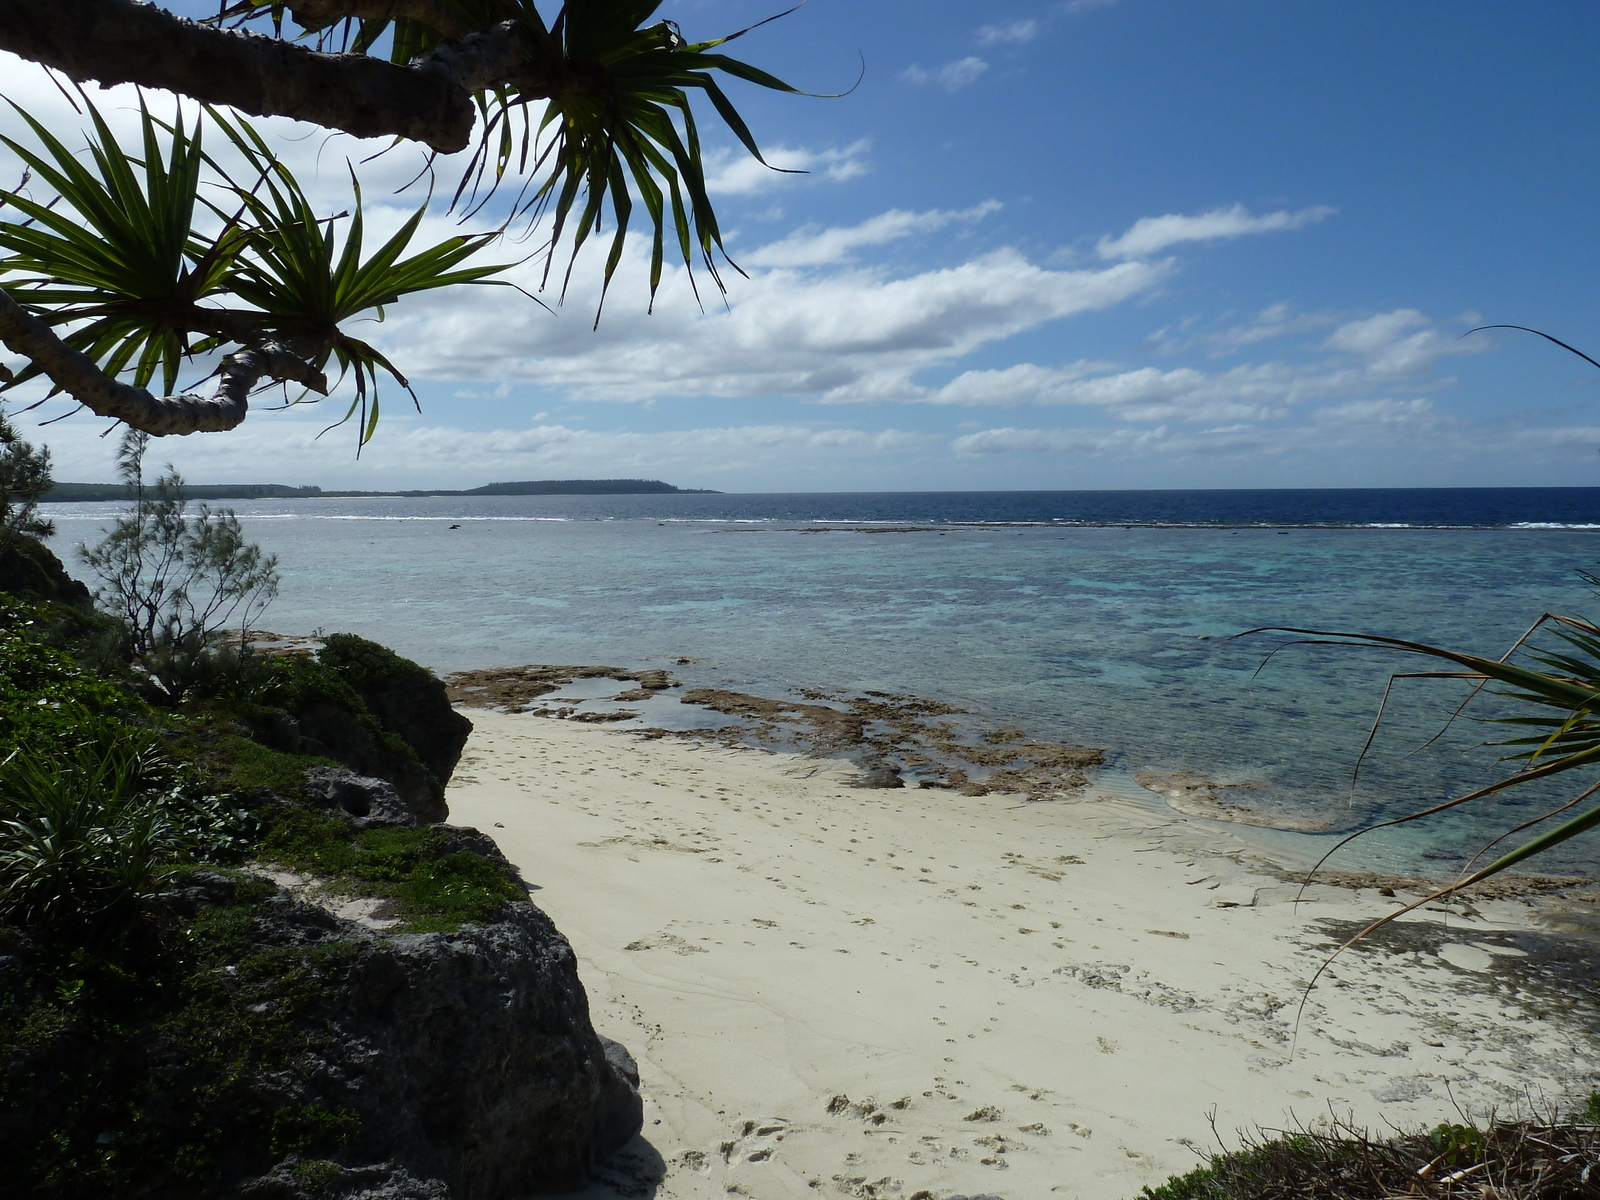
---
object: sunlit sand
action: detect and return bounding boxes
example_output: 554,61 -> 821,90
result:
448,710 -> 1594,1200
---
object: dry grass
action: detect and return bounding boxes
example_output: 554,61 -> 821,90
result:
1143,1110 -> 1600,1200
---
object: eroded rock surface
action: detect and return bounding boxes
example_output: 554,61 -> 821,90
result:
302,767 -> 417,828
225,891 -> 643,1198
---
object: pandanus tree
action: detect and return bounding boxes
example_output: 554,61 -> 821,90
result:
0,0 -> 816,442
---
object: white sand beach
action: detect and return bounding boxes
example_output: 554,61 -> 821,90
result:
445,710 -> 1599,1200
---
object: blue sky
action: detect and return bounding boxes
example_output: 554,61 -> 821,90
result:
4,0 -> 1600,490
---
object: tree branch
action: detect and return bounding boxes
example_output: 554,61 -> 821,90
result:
0,286 -> 328,436
0,0 -> 495,151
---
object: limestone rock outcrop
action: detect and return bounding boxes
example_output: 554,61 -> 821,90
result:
228,889 -> 643,1198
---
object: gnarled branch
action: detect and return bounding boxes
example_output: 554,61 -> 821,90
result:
0,285 -> 328,436
0,0 -> 544,151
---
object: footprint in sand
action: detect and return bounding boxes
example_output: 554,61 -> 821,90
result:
624,931 -> 708,955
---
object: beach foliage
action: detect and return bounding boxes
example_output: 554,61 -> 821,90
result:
0,603 -> 519,1193
0,713 -> 255,941
1242,611 -> 1600,956
1,877 -> 367,1198
0,532 -> 539,1194
0,597 -> 134,753
259,809 -> 526,932
1137,1111 -> 1600,1200
0,407 -> 53,559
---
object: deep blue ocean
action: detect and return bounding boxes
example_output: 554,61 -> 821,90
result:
42,487 -> 1600,876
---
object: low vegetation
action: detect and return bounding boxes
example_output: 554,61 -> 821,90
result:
0,438 -> 520,1194
1140,1104 -> 1600,1200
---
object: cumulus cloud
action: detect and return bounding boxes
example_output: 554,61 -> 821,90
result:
1097,203 -> 1337,260
923,362 -> 1300,422
895,309 -> 1484,423
951,424 -> 1285,458
375,240 -> 1170,404
951,427 -> 1078,454
745,202 -> 1002,268
700,140 -> 870,195
977,19 -> 1040,45
902,58 -> 990,91
1321,309 -> 1482,377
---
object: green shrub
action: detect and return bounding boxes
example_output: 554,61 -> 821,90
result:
258,652 -> 429,776
270,1106 -> 360,1158
262,653 -> 371,719
318,631 -> 429,688
1,881 -> 369,1198
0,408 -> 54,561
289,1159 -> 347,1196
259,807 -> 524,931
0,600 -> 134,754
0,714 -> 255,940
1427,1121 -> 1485,1166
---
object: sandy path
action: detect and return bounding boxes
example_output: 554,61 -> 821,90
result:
445,710 -> 1597,1200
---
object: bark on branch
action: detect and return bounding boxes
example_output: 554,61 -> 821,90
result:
0,286 -> 328,436
0,0 -> 533,152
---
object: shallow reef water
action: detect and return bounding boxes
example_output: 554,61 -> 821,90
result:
44,488 -> 1600,876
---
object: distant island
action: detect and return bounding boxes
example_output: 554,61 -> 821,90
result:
44,478 -> 719,501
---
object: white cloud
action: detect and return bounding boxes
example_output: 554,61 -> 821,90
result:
893,309 -> 1484,424
1096,203 -> 1337,260
977,19 -> 1040,45
1311,397 -> 1436,425
745,202 -> 1002,268
29,414 -> 933,490
1147,303 -> 1341,357
951,427 -> 1079,454
949,421 -> 1353,460
922,362 -> 1299,422
947,424 -> 1277,458
700,140 -> 870,195
1511,425 -> 1600,448
1321,309 -> 1482,377
376,240 -> 1170,404
901,58 -> 990,92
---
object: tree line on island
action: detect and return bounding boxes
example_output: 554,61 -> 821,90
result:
44,478 -> 719,501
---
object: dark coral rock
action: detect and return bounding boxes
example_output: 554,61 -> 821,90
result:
302,767 -> 418,829
292,703 -> 445,824
317,635 -> 473,789
230,897 -> 642,1198
0,537 -> 92,608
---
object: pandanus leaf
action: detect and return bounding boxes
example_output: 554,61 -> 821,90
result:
1238,608 -> 1600,956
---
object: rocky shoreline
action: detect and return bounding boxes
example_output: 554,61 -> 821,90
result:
440,659 -> 1599,905
2,607 -> 646,1200
443,662 -> 1105,802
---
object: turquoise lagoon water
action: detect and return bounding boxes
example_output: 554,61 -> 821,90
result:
42,489 -> 1600,877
